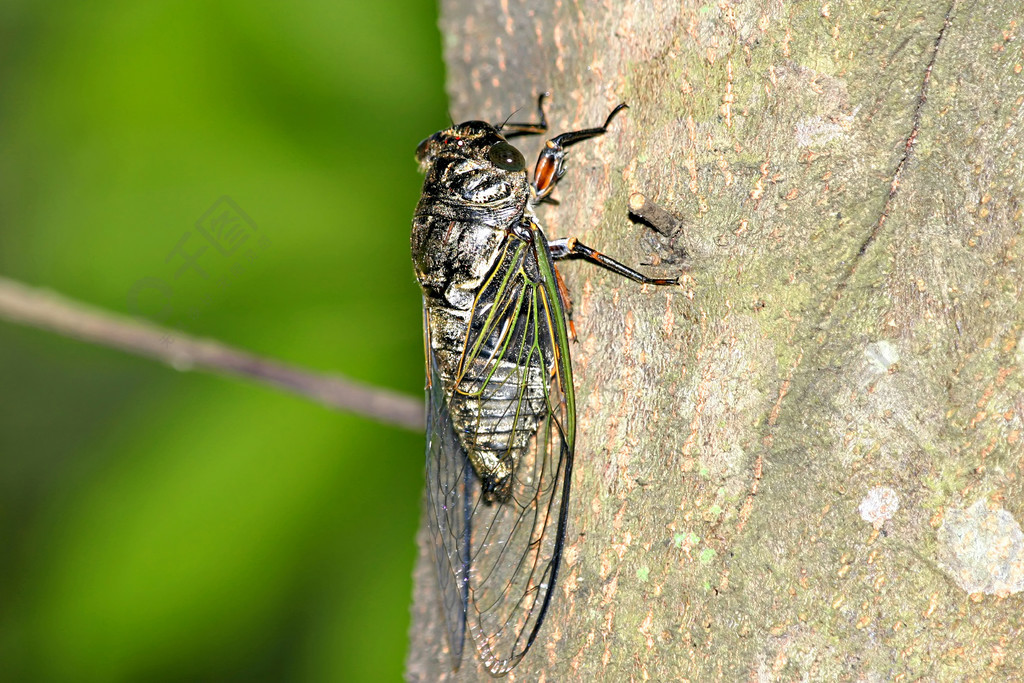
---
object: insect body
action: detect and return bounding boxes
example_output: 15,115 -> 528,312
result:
412,98 -> 677,675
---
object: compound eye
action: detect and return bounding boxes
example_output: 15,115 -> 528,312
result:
487,141 -> 526,172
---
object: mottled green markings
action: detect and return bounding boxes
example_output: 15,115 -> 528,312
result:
673,532 -> 701,549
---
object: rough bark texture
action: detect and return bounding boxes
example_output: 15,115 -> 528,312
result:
407,0 -> 1024,679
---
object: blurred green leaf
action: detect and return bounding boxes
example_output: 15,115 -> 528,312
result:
0,1 -> 446,681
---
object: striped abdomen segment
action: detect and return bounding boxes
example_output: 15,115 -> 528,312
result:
450,350 -> 548,504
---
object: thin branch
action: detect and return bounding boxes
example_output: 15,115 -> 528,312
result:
0,276 -> 425,431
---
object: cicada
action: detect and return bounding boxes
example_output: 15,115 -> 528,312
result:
412,96 -> 677,676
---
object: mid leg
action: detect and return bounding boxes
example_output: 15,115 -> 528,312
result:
548,237 -> 679,286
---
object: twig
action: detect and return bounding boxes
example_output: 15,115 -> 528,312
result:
628,192 -> 685,238
628,191 -> 716,262
0,276 -> 425,431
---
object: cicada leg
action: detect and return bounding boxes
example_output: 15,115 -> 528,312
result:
547,237 -> 679,286
499,93 -> 550,137
551,264 -> 577,342
531,103 -> 629,201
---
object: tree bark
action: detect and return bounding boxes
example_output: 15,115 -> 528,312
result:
407,0 -> 1024,679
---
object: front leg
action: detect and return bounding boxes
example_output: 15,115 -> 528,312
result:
531,104 -> 629,201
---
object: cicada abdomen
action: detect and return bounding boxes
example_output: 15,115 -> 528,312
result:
412,97 -> 677,675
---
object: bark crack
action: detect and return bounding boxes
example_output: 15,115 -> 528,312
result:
759,2 -> 957,472
830,1 -> 957,305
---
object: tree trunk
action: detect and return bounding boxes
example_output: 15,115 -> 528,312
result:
407,0 -> 1024,679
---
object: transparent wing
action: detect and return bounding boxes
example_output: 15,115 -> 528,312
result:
424,328 -> 469,668
425,221 -> 576,675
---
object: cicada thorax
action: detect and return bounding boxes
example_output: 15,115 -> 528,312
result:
413,134 -> 552,504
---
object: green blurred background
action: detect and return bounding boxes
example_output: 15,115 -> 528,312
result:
0,1 -> 446,680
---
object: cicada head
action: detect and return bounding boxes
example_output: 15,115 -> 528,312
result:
415,121 -> 526,176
